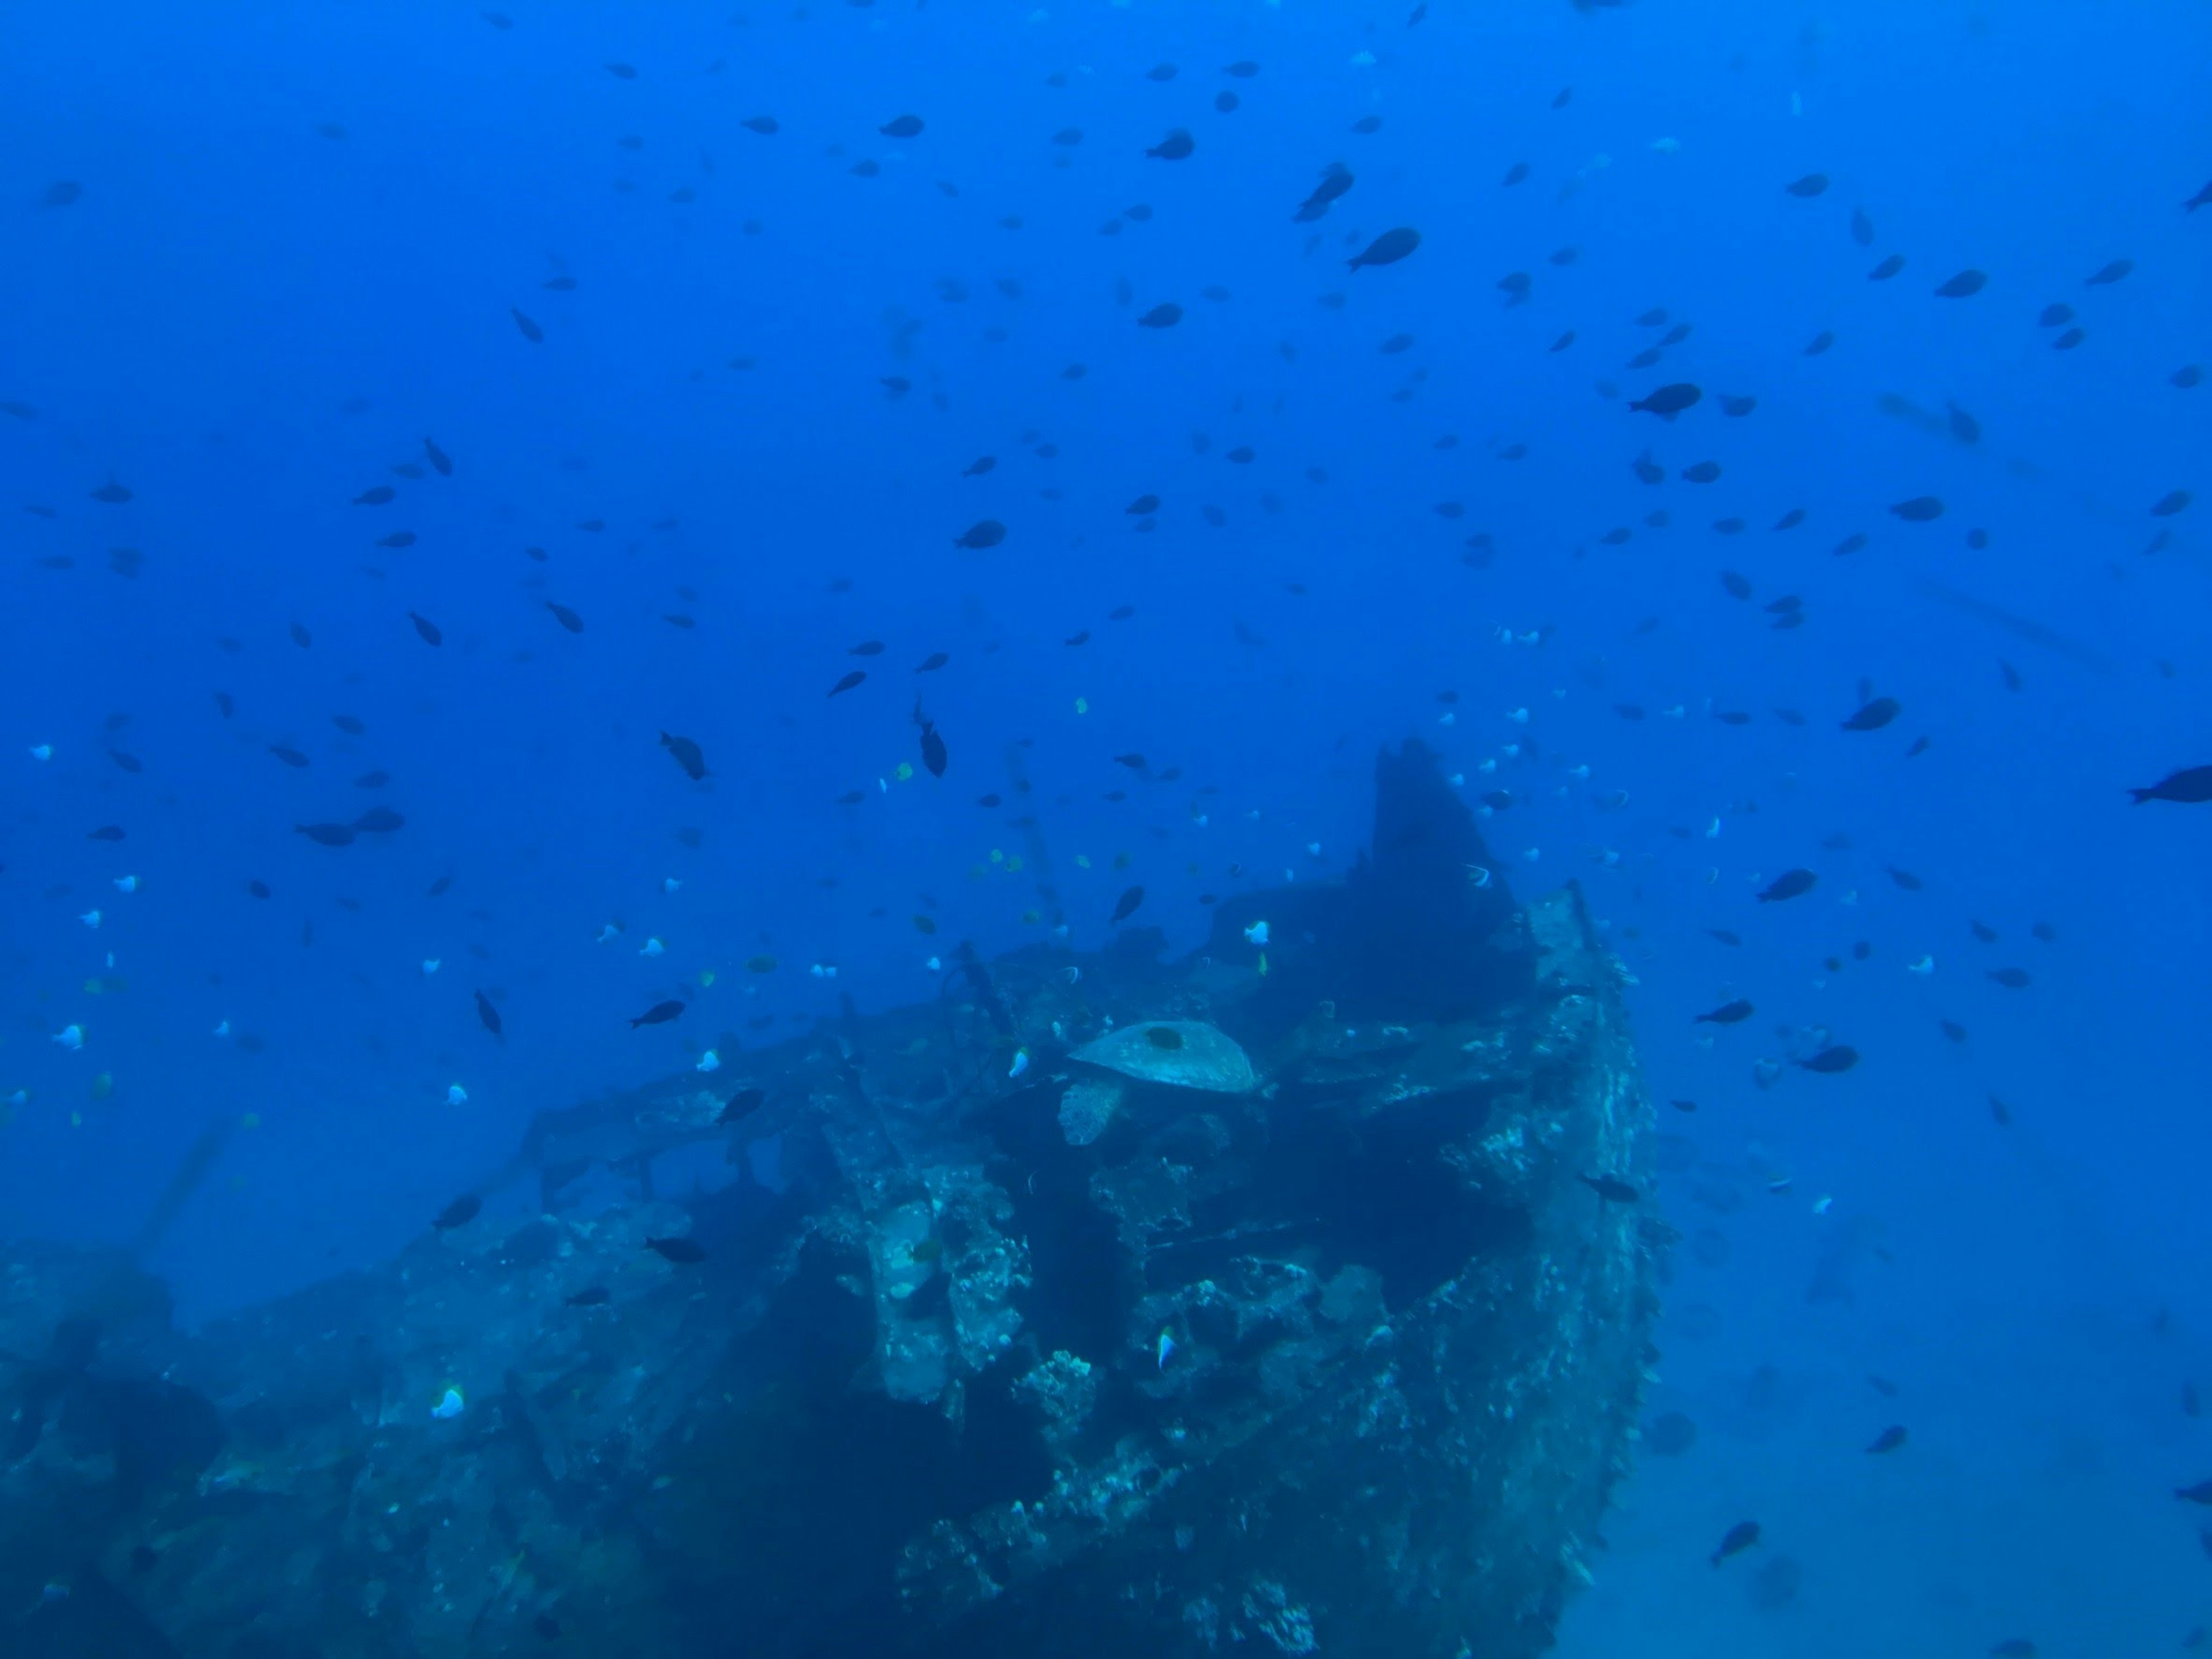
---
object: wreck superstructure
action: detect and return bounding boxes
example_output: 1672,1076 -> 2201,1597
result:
0,744 -> 1664,1658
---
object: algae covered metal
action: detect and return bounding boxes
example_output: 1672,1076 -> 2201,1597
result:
0,744 -> 1662,1659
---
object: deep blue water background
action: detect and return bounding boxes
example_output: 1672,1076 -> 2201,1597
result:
3,1 -> 2207,1649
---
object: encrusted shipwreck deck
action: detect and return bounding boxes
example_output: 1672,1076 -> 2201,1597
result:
1,751 -> 1662,1659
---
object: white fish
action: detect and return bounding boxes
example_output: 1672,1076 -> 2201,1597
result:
1157,1327 -> 1177,1369
430,1385 -> 465,1420
212,1020 -> 232,1038
422,959 -> 441,975
695,1050 -> 721,1074
79,910 -> 101,929
112,874 -> 139,893
639,937 -> 665,958
1008,1047 -> 1031,1080
52,1024 -> 84,1051
28,744 -> 51,761
1243,921 -> 1270,947
445,1083 -> 468,1106
662,877 -> 684,893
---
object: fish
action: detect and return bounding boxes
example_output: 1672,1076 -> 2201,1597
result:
1579,1173 -> 1638,1203
90,480 -> 134,504
1682,460 -> 1722,483
475,990 -> 503,1039
915,705 -> 948,777
1986,967 -> 2032,989
661,733 -> 707,781
1628,382 -> 1700,419
354,486 -> 395,505
1842,696 -> 1900,730
628,1001 -> 684,1029
352,806 -> 404,834
1889,496 -> 1944,523
408,612 -> 442,646
1294,165 -> 1354,221
1347,227 -> 1421,270
1783,172 -> 1828,197
1988,1643 -> 2036,1658
2085,257 -> 2133,285
1934,270 -> 1987,298
1137,302 -> 1183,328
546,602 -> 584,633
1110,885 -> 1146,924
828,670 -> 866,698
1146,128 -> 1195,160
954,519 -> 1005,550
296,823 -> 357,847
1865,1424 -> 1908,1453
1706,929 -> 1743,947
1695,999 -> 1754,1025
879,113 -> 924,138
565,1287 -> 611,1307
2177,1478 -> 2212,1505
2152,489 -> 2194,517
848,640 -> 885,657
1868,253 -> 1905,281
1757,869 -> 1816,903
645,1235 -> 706,1264
1885,866 -> 1924,891
511,306 -> 544,342
719,1087 -> 766,1125
2130,766 -> 2212,804
88,825 -> 125,842
423,438 -> 453,476
354,770 -> 389,788
1797,1044 -> 1859,1074
432,1194 -> 482,1230
268,744 -> 310,768
1711,1521 -> 1761,1566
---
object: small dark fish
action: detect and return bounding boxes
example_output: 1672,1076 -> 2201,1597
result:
915,652 -> 949,672
1719,393 -> 1758,417
660,732 -> 707,781
1711,1521 -> 1761,1566
742,115 -> 778,135
331,713 -> 365,734
1885,866 -> 1924,891
1940,1020 -> 1968,1043
2177,1478 -> 2212,1505
1137,302 -> 1183,329
1868,253 -> 1906,281
1707,929 -> 1743,947
954,519 -> 1005,550
1774,507 -> 1806,531
354,486 -> 396,505
1580,1173 -> 1638,1203
915,706 -> 948,777
848,639 -> 886,656
546,602 -> 584,633
42,179 -> 84,207
1783,172 -> 1829,198
1865,1424 -> 1907,1454
377,530 -> 418,550
1971,919 -> 1999,943
2085,257 -> 2133,286
828,670 -> 866,698
975,793 -> 1002,809
1110,885 -> 1146,924
605,61 -> 638,79
1695,999 -> 1754,1025
2039,301 -> 2075,328
296,823 -> 357,847
629,1000 -> 685,1028
1758,869 -> 1816,903
408,611 -> 443,646
88,825 -> 125,842
645,1235 -> 706,1264
565,1286 -> 611,1308
1347,227 -> 1421,270
424,438 -> 453,476
719,1087 -> 766,1124
510,306 -> 544,343
1628,382 -> 1700,419
91,481 -> 134,504
1113,753 -> 1149,771
1843,696 -> 1900,730
1681,460 -> 1722,484
352,806 -> 404,833
268,744 -> 310,768
1797,1044 -> 1859,1074
475,990 -> 503,1038
432,1194 -> 482,1230
1988,1643 -> 2036,1659
1986,967 -> 2032,989
1934,269 -> 1987,298
2152,489 -> 2194,518
354,769 -> 390,788
880,113 -> 924,138
1146,128 -> 1195,161
2130,766 -> 2212,805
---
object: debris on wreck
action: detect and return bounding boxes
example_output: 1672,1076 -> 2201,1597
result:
0,741 -> 1661,1659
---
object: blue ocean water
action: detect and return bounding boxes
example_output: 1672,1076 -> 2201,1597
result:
2,1 -> 2207,1650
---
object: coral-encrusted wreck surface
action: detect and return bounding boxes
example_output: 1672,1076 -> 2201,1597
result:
1,745 -> 1664,1659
